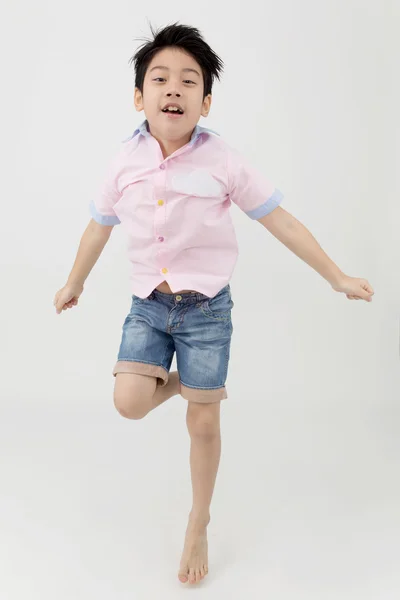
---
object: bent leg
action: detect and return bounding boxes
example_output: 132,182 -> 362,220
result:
114,371 -> 180,420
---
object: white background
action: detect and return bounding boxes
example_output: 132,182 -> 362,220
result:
1,1 -> 399,598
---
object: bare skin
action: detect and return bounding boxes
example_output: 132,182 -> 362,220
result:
178,401 -> 220,584
113,368 -> 221,585
155,280 -> 194,294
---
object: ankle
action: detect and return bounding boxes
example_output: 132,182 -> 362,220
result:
188,511 -> 210,528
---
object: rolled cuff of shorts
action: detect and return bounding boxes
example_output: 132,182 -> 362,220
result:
180,383 -> 228,403
113,361 -> 168,386
245,188 -> 284,220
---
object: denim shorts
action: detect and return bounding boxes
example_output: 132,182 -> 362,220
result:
113,285 -> 234,403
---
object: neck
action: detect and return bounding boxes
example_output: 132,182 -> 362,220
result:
148,124 -> 195,159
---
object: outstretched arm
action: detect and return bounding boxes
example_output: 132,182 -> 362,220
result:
258,207 -> 374,302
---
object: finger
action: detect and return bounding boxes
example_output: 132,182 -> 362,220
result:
360,282 -> 374,299
362,281 -> 374,294
357,287 -> 373,301
361,288 -> 373,301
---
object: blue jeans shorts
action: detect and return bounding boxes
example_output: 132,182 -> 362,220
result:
113,285 -> 234,403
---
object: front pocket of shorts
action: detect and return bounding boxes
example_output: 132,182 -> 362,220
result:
131,294 -> 148,307
200,293 -> 234,321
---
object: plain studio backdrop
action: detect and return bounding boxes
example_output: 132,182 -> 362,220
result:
1,1 -> 399,598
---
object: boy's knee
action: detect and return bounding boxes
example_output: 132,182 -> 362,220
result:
113,374 -> 154,420
186,405 -> 220,439
113,390 -> 148,419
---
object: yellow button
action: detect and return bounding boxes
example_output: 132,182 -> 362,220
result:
158,200 -> 164,206
176,295 -> 182,301
161,268 -> 168,274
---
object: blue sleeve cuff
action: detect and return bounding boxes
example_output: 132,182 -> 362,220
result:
89,200 -> 121,225
245,188 -> 284,220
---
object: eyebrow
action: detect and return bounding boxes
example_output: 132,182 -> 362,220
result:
149,65 -> 201,78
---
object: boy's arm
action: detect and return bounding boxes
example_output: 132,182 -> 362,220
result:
258,207 -> 374,302
66,218 -> 114,286
54,219 -> 114,314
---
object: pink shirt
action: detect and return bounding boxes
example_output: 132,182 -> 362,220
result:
90,120 -> 283,298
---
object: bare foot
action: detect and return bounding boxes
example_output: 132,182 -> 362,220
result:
178,515 -> 210,585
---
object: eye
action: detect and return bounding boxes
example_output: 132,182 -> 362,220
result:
153,78 -> 165,82
184,80 -> 196,84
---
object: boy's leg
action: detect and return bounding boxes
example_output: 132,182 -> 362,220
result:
178,400 -> 221,585
173,287 -> 233,584
113,291 -> 177,419
114,371 -> 180,419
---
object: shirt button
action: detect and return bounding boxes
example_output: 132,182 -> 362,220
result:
161,268 -> 168,274
159,164 -> 165,170
158,236 -> 164,242
157,200 -> 164,206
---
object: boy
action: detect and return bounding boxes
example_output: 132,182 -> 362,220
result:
53,22 -> 374,586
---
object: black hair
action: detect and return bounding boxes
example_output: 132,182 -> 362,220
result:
129,22 -> 224,98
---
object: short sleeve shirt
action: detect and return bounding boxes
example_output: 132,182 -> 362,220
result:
90,120 -> 283,298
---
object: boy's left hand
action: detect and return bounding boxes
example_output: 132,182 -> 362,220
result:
332,275 -> 374,302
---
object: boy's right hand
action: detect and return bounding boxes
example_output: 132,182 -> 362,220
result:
53,283 -> 84,314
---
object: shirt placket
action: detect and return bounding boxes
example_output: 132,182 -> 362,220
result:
152,143 -> 193,278
154,162 -> 169,277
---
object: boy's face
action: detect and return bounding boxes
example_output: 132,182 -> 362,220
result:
134,47 -> 212,139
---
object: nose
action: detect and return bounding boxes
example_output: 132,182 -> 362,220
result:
164,77 -> 182,98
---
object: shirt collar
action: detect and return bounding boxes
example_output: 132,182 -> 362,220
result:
122,119 -> 219,145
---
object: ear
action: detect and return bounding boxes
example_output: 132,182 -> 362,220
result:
201,94 -> 212,118
134,87 -> 144,112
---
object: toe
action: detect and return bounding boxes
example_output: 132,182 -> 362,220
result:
200,566 -> 205,578
196,569 -> 201,583
178,569 -> 188,583
189,568 -> 196,584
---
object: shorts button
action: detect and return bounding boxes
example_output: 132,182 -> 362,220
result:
176,295 -> 182,301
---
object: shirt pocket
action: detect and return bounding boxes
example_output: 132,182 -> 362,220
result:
170,169 -> 225,198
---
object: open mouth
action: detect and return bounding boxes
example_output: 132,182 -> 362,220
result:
162,107 -> 184,114
161,105 -> 184,117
